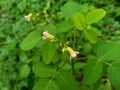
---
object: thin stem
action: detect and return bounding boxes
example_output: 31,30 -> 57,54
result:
73,28 -> 76,47
77,56 -> 87,60
99,59 -> 111,66
76,31 -> 83,46
76,56 -> 87,63
71,60 -> 75,75
55,38 -> 67,47
71,28 -> 78,75
50,60 -> 69,80
90,55 -> 111,66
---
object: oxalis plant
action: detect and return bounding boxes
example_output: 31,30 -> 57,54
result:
19,1 -> 120,90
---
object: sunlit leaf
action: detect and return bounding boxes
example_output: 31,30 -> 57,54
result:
84,28 -> 97,44
73,13 -> 86,30
86,9 -> 106,24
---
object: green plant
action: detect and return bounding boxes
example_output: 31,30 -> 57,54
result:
1,0 -> 120,90
19,1 -> 120,90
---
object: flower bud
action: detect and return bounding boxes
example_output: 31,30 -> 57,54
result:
67,47 -> 79,60
24,13 -> 32,22
42,31 -> 54,40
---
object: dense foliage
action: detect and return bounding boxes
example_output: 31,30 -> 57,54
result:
0,0 -> 120,90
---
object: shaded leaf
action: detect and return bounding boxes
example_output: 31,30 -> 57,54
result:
61,63 -> 71,70
74,62 -> 86,70
55,71 -> 78,90
94,41 -> 120,61
98,80 -> 111,90
83,42 -> 92,53
61,1 -> 81,19
32,62 -> 56,78
33,79 -> 59,90
20,31 -> 40,50
83,58 -> 103,85
108,60 -> 120,90
20,64 -> 30,79
42,42 -> 57,64
56,21 -> 73,32
42,24 -> 57,35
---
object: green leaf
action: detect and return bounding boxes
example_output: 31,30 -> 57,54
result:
19,52 -> 32,64
56,21 -> 73,32
108,60 -> 120,90
98,80 -> 111,90
55,71 -> 78,90
92,27 -> 102,36
36,39 -> 46,48
42,42 -> 56,64
32,51 -> 41,63
20,31 -> 40,50
84,28 -> 97,44
20,64 -> 30,79
83,58 -> 103,85
42,24 -> 57,35
60,63 -> 71,70
61,1 -> 81,19
83,42 -> 92,53
19,52 -> 28,62
73,13 -> 86,30
94,41 -> 120,61
74,62 -> 86,70
32,62 -> 56,78
86,9 -> 106,24
33,79 -> 59,90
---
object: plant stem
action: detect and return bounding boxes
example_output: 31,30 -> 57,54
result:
90,55 -> 111,66
50,60 -> 68,81
71,60 -> 75,75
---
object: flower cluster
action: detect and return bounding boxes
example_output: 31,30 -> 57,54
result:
42,31 -> 79,60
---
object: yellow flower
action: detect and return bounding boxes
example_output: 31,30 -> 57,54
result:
42,31 -> 54,40
24,13 -> 32,22
67,47 -> 79,60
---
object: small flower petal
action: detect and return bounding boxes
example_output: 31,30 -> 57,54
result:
42,36 -> 46,40
43,31 -> 48,35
